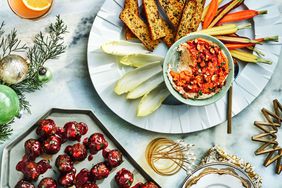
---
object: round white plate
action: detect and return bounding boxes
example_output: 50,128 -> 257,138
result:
182,163 -> 255,188
87,0 -> 282,133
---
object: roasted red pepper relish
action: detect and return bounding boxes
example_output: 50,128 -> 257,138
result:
170,38 -> 229,97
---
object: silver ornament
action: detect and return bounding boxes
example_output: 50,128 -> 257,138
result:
0,54 -> 29,84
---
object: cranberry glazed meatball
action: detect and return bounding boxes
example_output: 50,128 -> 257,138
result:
90,162 -> 110,180
38,177 -> 57,188
74,168 -> 91,188
58,170 -> 76,187
16,159 -> 51,181
103,149 -> 123,168
55,154 -> 74,173
43,135 -> 62,154
24,139 -> 42,160
141,182 -> 159,188
64,143 -> 87,162
82,183 -> 99,188
15,180 -> 35,188
63,121 -> 88,141
36,119 -> 57,138
86,133 -> 108,154
115,168 -> 134,188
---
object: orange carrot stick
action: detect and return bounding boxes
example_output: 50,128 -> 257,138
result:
218,10 -> 268,24
208,0 -> 243,28
226,43 -> 255,50
226,36 -> 278,49
202,0 -> 219,29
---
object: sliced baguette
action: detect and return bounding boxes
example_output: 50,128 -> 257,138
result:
123,0 -> 139,40
124,26 -> 137,40
158,0 -> 185,28
143,0 -> 166,40
175,0 -> 204,41
120,8 -> 160,51
161,19 -> 175,47
123,0 -> 139,10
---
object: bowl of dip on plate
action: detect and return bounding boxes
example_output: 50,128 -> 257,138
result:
163,33 -> 234,106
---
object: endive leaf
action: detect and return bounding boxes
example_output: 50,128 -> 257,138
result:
120,54 -> 164,67
137,83 -> 170,117
114,62 -> 162,95
126,72 -> 164,99
101,40 -> 150,56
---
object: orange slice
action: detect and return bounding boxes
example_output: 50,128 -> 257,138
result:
22,0 -> 52,11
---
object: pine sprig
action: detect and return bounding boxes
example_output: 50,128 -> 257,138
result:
0,15 -> 67,143
27,15 -> 67,79
0,123 -> 12,143
12,15 -> 67,93
0,22 -> 28,59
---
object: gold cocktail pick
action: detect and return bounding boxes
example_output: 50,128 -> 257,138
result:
145,138 -> 195,176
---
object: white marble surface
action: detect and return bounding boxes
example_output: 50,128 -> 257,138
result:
0,0 -> 282,187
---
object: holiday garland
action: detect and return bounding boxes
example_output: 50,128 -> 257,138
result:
0,16 -> 67,143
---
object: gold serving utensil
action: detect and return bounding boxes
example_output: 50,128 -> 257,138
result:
227,59 -> 239,134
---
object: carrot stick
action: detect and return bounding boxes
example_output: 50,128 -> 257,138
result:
208,0 -> 243,28
202,0 -> 219,29
216,0 -> 244,16
255,36 -> 279,43
201,0 -> 223,21
226,43 -> 255,50
225,36 -> 279,49
216,35 -> 260,44
217,10 -> 268,24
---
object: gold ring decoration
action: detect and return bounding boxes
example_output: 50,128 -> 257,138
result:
145,137 -> 195,176
251,99 -> 282,174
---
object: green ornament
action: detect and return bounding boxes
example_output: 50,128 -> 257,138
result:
37,67 -> 52,83
0,85 -> 20,124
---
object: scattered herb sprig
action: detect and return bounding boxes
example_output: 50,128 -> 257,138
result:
0,15 -> 67,143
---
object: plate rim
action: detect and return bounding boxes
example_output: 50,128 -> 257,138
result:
86,0 -> 281,134
181,162 -> 255,188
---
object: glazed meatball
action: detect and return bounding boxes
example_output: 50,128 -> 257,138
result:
141,182 -> 159,188
16,159 -> 51,181
56,127 -> 67,143
55,154 -> 74,173
63,121 -> 88,141
75,168 -> 91,188
43,135 -> 62,154
86,133 -> 108,154
58,170 -> 76,187
115,168 -> 134,188
38,177 -> 57,188
24,139 -> 42,160
90,162 -> 110,180
15,180 -> 35,188
82,183 -> 99,188
64,143 -> 87,162
131,183 -> 144,188
36,119 -> 57,138
104,149 -> 123,168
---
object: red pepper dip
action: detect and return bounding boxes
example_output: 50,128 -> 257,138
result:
169,38 -> 229,99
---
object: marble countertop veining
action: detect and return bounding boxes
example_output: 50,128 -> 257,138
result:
0,0 -> 282,187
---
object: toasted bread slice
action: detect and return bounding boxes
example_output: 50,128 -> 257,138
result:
123,0 -> 138,40
175,0 -> 204,41
124,26 -> 137,40
123,0 -> 139,11
120,8 -> 160,51
143,0 -> 166,40
190,0 -> 205,31
161,19 -> 175,47
158,0 -> 185,28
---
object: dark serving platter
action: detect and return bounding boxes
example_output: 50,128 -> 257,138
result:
0,108 -> 159,188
